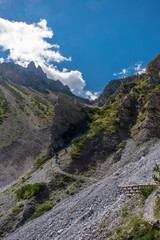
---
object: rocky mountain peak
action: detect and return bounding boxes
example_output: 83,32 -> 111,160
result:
27,61 -> 36,71
26,61 -> 48,80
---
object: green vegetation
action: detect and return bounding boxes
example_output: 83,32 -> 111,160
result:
12,206 -> 21,215
66,188 -> 77,195
105,231 -> 113,238
33,155 -> 48,169
56,197 -> 61,202
153,164 -> 160,218
111,217 -> 160,240
31,96 -> 53,125
131,76 -> 160,138
99,222 -> 106,229
18,203 -> 24,208
139,185 -> 157,202
0,78 -> 24,101
70,101 -> 121,160
122,206 -> 128,217
116,142 -> 123,151
154,195 -> 160,219
56,175 -> 75,188
0,88 -> 10,124
16,182 -> 46,201
30,200 -> 55,220
153,164 -> 160,184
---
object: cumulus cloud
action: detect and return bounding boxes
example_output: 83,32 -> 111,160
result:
85,90 -> 100,101
0,18 -> 98,100
113,61 -> 146,78
0,57 -> 4,63
134,62 -> 146,74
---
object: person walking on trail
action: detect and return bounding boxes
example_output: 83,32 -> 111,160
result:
55,153 -> 59,165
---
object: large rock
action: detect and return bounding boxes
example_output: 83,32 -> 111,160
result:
50,94 -> 90,150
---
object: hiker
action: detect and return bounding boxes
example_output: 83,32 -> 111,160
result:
55,153 -> 59,164
65,148 -> 68,153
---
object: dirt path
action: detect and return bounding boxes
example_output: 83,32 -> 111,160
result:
51,151 -> 97,183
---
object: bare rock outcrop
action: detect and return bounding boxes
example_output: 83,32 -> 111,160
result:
146,54 -> 160,83
50,94 -> 90,150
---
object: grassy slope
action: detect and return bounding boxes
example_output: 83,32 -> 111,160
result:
0,76 -> 57,147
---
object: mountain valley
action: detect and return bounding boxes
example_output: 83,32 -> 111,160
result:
0,56 -> 160,240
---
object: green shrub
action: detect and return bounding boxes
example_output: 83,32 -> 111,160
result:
16,182 -> 46,201
34,155 -> 48,169
153,164 -> 160,184
18,203 -> 24,208
10,206 -> 22,216
70,135 -> 88,159
114,217 -> 160,240
30,201 -> 55,220
130,217 -> 160,240
56,197 -> 61,203
68,188 -> 76,195
154,196 -> 160,219
56,175 -> 75,188
122,206 -> 128,217
139,185 -> 157,201
105,231 -> 112,238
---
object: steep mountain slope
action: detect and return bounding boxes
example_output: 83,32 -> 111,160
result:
0,75 -> 57,187
1,55 -> 160,239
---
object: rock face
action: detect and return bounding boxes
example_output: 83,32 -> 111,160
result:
146,54 -> 160,82
66,83 -> 139,173
98,75 -> 137,106
50,94 -> 90,150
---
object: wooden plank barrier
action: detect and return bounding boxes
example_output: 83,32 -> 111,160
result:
118,184 -> 158,197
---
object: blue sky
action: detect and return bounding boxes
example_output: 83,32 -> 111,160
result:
0,0 -> 160,99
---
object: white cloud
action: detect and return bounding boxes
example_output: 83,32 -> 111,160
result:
134,62 -> 146,74
0,18 -> 98,100
85,90 -> 100,100
113,68 -> 128,77
0,57 -> 4,63
113,61 -> 146,78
